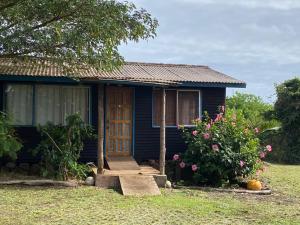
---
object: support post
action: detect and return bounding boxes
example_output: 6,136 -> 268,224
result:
159,88 -> 166,175
97,84 -> 104,174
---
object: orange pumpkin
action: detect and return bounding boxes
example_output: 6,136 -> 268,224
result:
247,179 -> 262,190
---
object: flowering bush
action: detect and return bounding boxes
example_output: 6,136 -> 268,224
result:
176,107 -> 271,186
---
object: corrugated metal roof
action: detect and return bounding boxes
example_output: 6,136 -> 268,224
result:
0,58 -> 246,87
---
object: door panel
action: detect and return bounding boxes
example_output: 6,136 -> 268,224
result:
106,87 -> 133,157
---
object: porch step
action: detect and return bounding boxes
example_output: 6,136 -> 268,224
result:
119,175 -> 161,196
106,157 -> 140,171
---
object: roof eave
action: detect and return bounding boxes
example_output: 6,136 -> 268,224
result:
175,82 -> 246,88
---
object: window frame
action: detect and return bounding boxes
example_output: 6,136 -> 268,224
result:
4,83 -> 92,127
152,88 -> 202,128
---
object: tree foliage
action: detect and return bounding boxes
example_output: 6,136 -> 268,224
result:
0,112 -> 22,160
0,0 -> 158,71
274,77 -> 300,163
226,92 -> 279,131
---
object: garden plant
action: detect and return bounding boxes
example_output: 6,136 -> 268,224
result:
33,114 -> 95,180
173,107 -> 272,186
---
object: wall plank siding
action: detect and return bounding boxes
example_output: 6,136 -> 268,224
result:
134,87 -> 226,162
0,81 -> 226,165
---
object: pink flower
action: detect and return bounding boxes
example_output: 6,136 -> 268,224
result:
203,133 -> 210,140
192,130 -> 198,136
191,164 -> 198,172
266,145 -> 272,152
214,113 -> 223,122
173,154 -> 179,161
206,123 -> 211,130
259,152 -> 266,159
212,144 -> 219,152
179,161 -> 185,168
239,160 -> 245,167
221,105 -> 225,112
254,127 -> 259,133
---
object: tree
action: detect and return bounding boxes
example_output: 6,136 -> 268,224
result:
226,92 -> 279,131
0,0 -> 158,71
274,77 -> 300,163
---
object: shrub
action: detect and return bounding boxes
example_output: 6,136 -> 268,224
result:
0,112 -> 22,160
226,92 -> 279,131
33,114 -> 95,180
177,108 -> 271,186
274,78 -> 300,164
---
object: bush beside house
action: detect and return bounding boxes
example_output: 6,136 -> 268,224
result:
170,108 -> 271,187
0,112 -> 23,161
33,114 -> 96,180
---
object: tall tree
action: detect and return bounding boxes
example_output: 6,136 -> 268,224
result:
0,0 -> 158,71
274,77 -> 300,163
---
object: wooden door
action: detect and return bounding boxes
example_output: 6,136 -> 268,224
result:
106,87 -> 133,157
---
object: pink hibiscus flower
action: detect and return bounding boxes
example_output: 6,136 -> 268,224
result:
239,160 -> 245,167
206,123 -> 211,130
259,152 -> 266,159
212,144 -> 219,152
254,127 -> 259,133
179,161 -> 186,169
173,154 -> 179,161
203,133 -> 210,140
266,145 -> 272,152
221,105 -> 225,112
192,130 -> 198,136
191,164 -> 198,172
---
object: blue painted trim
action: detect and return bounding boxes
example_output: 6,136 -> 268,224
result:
0,75 -> 78,83
176,82 -> 246,88
132,87 -> 136,157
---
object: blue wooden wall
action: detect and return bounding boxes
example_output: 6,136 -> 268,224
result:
134,86 -> 225,162
0,81 -> 225,164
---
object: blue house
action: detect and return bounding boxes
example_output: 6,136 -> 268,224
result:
0,58 -> 245,174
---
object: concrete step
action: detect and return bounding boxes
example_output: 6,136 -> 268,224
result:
119,175 -> 161,196
106,157 -> 140,171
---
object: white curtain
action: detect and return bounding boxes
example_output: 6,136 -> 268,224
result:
61,87 -> 89,124
35,85 -> 89,125
35,85 -> 62,125
6,84 -> 33,125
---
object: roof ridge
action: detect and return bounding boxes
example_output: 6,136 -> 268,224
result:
125,61 -> 209,68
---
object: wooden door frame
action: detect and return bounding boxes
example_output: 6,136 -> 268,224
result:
104,86 -> 134,158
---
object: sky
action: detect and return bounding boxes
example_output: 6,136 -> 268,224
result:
119,0 -> 300,103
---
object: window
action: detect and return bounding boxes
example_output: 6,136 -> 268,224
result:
153,90 -> 177,126
6,84 -> 33,125
178,91 -> 199,125
5,84 -> 90,126
152,89 -> 200,127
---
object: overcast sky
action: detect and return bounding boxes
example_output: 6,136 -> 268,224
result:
119,0 -> 300,103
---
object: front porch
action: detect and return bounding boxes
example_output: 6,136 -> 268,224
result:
96,84 -> 167,178
95,157 -> 166,196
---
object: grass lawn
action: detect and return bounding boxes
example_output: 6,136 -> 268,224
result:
0,164 -> 299,225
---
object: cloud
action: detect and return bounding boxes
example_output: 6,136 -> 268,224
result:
176,0 -> 300,10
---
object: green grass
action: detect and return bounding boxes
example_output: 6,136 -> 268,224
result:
1,164 -> 300,225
